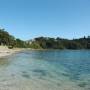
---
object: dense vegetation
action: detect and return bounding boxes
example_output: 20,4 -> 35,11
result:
0,29 -> 29,48
29,36 -> 90,49
0,28 -> 90,49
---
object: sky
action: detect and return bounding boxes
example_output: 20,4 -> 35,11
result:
0,0 -> 90,40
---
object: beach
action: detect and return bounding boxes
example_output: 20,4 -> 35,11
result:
0,46 -> 22,58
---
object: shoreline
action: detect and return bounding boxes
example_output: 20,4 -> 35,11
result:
0,46 -> 90,58
26,48 -> 90,51
0,46 -> 24,58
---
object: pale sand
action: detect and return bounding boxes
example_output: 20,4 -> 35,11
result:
0,46 -> 23,58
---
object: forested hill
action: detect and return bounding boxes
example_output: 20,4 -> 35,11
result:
29,37 -> 90,49
0,29 -> 29,48
0,28 -> 90,49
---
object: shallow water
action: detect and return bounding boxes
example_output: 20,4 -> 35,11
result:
0,50 -> 90,90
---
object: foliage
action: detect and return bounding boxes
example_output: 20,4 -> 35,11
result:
0,28 -> 90,49
30,36 -> 90,49
0,29 -> 28,48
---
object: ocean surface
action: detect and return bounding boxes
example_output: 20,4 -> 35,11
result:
0,50 -> 90,90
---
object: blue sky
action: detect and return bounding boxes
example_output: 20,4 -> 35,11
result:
0,0 -> 90,40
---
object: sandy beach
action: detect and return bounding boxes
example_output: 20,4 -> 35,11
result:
0,46 -> 22,58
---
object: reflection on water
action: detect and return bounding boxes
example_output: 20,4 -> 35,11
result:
0,50 -> 90,90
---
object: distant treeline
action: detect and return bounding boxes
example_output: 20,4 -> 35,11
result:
29,36 -> 90,49
0,28 -> 90,49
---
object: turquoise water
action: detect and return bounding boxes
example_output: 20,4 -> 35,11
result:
0,50 -> 90,90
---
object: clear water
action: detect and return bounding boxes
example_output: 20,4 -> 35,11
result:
0,50 -> 90,90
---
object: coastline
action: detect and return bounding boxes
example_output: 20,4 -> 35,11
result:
0,46 -> 89,58
26,48 -> 90,51
0,46 -> 24,58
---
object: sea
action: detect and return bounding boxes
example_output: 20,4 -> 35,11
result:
0,50 -> 90,90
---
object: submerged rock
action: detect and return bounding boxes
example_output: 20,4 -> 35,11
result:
33,69 -> 47,76
78,82 -> 87,87
21,71 -> 30,79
